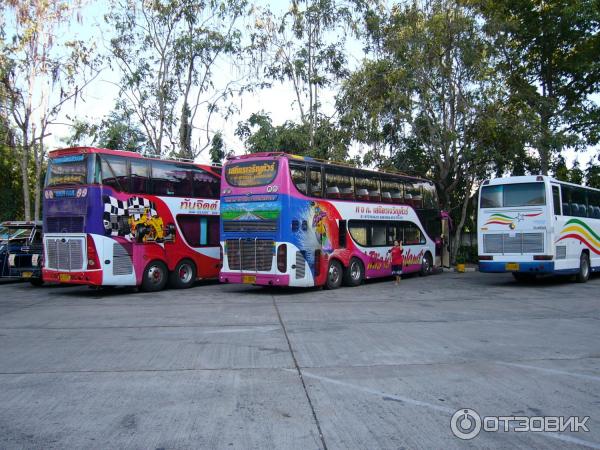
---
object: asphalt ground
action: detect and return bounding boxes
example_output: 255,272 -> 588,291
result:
0,271 -> 599,449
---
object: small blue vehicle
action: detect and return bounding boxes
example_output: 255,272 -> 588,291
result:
0,222 -> 44,285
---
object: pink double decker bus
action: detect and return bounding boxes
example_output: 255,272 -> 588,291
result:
219,153 -> 445,289
42,147 -> 222,291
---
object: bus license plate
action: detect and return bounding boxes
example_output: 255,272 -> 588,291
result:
505,263 -> 519,271
59,274 -> 71,282
22,271 -> 32,278
243,275 -> 256,284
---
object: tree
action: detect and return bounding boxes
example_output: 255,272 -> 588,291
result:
106,0 -> 250,159
236,112 -> 353,161
1,0 -> 99,220
471,0 -> 600,175
64,105 -> 147,152
586,156 -> 600,189
251,0 -> 359,153
338,0 -> 512,259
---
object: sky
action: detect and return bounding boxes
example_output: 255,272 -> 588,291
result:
47,0 -> 348,164
36,0 -> 598,169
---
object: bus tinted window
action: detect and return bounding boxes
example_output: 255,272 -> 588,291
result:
349,220 -> 426,247
130,160 -> 149,193
403,223 -> 425,245
177,215 -> 219,246
480,185 -> 502,208
504,183 -> 545,207
152,162 -> 191,197
405,182 -> 422,208
380,179 -> 403,203
101,155 -> 128,192
423,182 -> 437,208
290,163 -> 307,195
355,174 -> 380,202
46,154 -> 89,187
481,183 -> 545,208
191,168 -> 219,198
348,222 -> 368,246
225,160 -> 278,187
552,185 -> 561,216
325,168 -> 354,199
309,167 -> 323,197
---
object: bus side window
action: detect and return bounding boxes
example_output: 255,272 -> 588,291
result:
130,160 -> 149,194
192,168 -> 219,199
403,222 -> 425,245
309,168 -> 322,197
152,162 -> 192,197
290,163 -> 307,195
101,155 -> 128,192
177,215 -> 219,247
552,185 -> 561,216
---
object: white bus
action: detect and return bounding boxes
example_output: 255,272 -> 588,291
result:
478,175 -> 600,282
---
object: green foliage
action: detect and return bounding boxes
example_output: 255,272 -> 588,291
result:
235,112 -> 352,162
209,132 -> 226,164
586,156 -> 600,189
470,0 -> 600,174
64,106 -> 147,152
106,0 -> 250,158
338,1 -> 513,210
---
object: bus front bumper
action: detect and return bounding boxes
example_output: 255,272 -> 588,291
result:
43,268 -> 103,286
478,261 -> 554,274
219,272 -> 290,286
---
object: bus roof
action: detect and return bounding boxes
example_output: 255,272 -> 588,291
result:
226,152 -> 430,183
483,175 -> 600,193
49,147 -> 221,177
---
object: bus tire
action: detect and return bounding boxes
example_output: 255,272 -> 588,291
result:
420,252 -> 433,276
169,259 -> 196,289
29,277 -> 44,287
141,260 -> 168,292
576,253 -> 590,283
325,260 -> 343,290
343,258 -> 364,287
512,272 -> 536,282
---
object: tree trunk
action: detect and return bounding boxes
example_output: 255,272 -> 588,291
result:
450,182 -> 472,265
19,144 -> 32,221
539,112 -> 551,175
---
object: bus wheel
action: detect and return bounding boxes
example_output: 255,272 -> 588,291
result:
141,260 -> 168,292
29,278 -> 44,287
343,258 -> 364,287
576,253 -> 590,283
420,252 -> 433,276
325,260 -> 343,290
169,259 -> 196,289
512,272 -> 536,282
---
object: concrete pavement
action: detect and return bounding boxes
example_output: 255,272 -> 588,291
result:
0,272 -> 599,449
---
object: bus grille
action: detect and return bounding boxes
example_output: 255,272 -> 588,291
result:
113,243 -> 133,275
226,239 -> 274,271
483,233 -> 544,254
223,220 -> 277,232
45,237 -> 84,270
46,216 -> 84,233
295,251 -> 306,279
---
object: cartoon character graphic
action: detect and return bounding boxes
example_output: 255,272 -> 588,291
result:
311,203 -> 332,251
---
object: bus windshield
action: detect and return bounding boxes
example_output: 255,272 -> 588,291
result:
224,160 -> 278,187
480,183 -> 545,208
46,154 -> 89,187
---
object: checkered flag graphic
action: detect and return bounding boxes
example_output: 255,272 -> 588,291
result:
127,197 -> 157,221
103,195 -> 127,236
